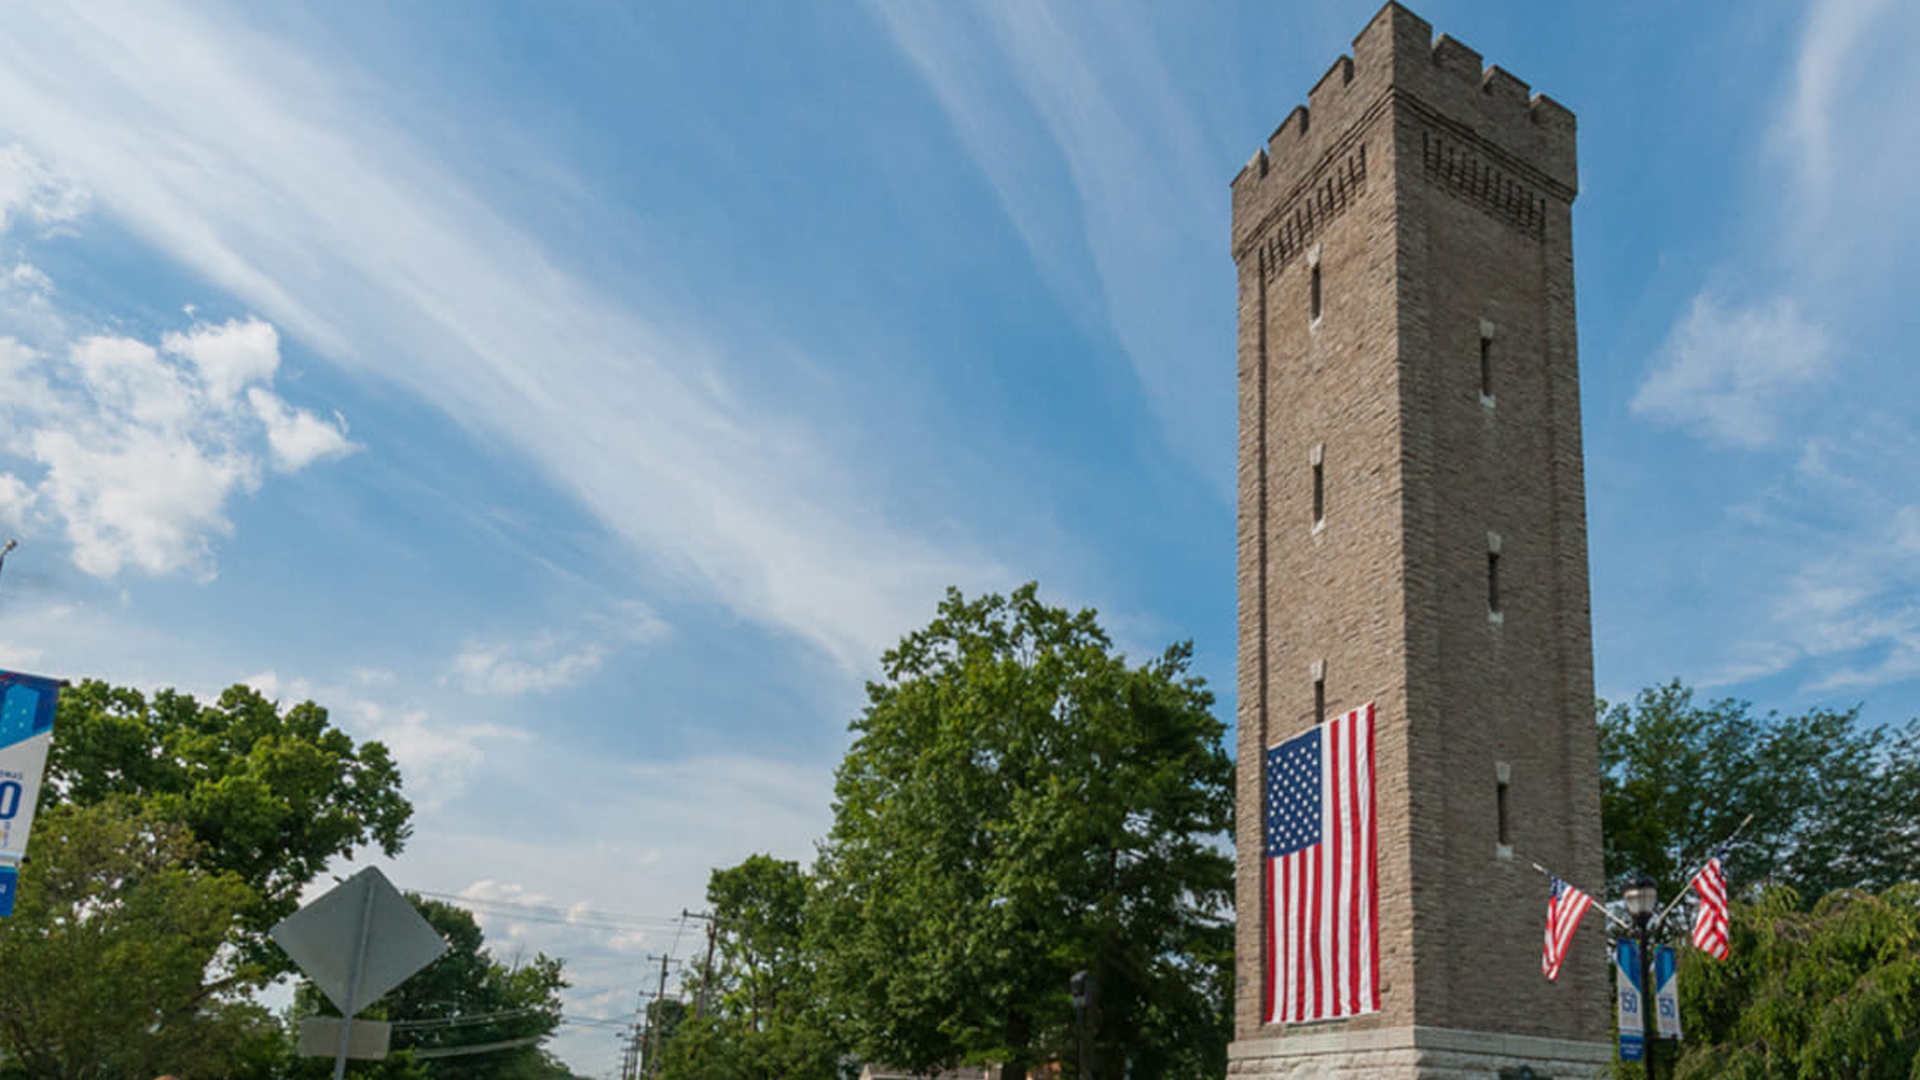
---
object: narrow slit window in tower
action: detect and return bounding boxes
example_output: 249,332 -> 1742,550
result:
1314,676 -> 1326,725
1312,462 -> 1324,527
1309,264 -> 1322,321
1487,531 -> 1504,622
1496,778 -> 1511,846
1495,761 -> 1514,859
1311,442 -> 1326,530
1479,318 -> 1497,407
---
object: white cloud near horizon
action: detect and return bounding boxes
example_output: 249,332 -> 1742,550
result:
0,314 -> 356,579
0,1 -> 1005,672
341,745 -> 836,1071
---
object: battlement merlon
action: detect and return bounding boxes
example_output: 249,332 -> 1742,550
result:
1231,2 -> 1576,256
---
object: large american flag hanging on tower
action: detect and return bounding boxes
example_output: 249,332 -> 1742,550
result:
1265,701 -> 1378,1025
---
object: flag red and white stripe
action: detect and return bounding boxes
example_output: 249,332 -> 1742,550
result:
1541,876 -> 1594,981
1690,854 -> 1729,960
1264,702 -> 1378,1025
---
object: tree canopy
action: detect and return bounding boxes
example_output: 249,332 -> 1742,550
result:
1599,680 -> 1920,902
44,680 -> 412,947
0,800 -> 283,1080
811,584 -> 1234,1080
1671,883 -> 1920,1080
657,856 -> 841,1080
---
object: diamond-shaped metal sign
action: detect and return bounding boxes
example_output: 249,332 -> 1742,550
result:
272,867 -> 447,1016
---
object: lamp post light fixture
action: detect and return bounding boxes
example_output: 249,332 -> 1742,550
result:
1623,874 -> 1659,1080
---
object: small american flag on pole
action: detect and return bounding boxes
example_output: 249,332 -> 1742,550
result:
1541,876 -> 1593,981
1690,850 -> 1729,960
1264,702 -> 1378,1025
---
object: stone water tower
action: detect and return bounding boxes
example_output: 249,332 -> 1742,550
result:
1230,5 -> 1607,1076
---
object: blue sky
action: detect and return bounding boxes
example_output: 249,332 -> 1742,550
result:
2,0 -> 1917,1072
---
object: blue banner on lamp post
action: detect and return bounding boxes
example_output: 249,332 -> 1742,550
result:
1614,938 -> 1645,1061
0,669 -> 63,917
1654,944 -> 1682,1040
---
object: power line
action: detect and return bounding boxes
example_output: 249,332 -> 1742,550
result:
408,888 -> 684,928
560,1014 -> 633,1030
392,1007 -> 549,1030
413,1036 -> 543,1060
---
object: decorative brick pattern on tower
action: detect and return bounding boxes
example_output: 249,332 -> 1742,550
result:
1230,5 -> 1608,1076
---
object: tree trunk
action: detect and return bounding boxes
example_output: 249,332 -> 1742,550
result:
1002,1009 -> 1032,1080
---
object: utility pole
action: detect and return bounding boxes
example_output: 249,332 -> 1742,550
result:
683,909 -> 721,1020
639,955 -> 681,1080
630,993 -> 653,1080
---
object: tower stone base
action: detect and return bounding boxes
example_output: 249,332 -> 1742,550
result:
1228,1027 -> 1610,1080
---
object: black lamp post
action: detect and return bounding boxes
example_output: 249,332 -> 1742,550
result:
1623,873 -> 1659,1080
1070,970 -> 1093,1080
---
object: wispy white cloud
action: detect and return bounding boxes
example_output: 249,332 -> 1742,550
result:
1684,419 -> 1920,696
448,602 -> 669,697
450,641 -> 608,697
0,147 -> 80,348
1631,295 -> 1830,448
1772,0 -> 1910,245
346,699 -> 531,811
1627,0 -> 1920,702
0,641 -> 45,666
240,668 -> 534,810
0,1 -> 1003,671
0,143 -> 86,233
0,315 -> 355,579
245,388 -> 354,472
864,0 -> 1231,486
1641,0 -> 1920,446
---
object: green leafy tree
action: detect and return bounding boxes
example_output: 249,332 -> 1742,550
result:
44,680 -> 413,951
659,856 -> 844,1080
0,800 -> 284,1080
1599,680 -> 1920,902
704,856 -> 810,1034
1669,883 -> 1920,1080
811,585 -> 1233,1080
291,896 -> 574,1080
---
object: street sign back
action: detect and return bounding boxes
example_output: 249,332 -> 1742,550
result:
271,866 -> 447,1016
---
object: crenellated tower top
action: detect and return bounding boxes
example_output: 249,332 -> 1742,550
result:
1231,2 -> 1575,260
